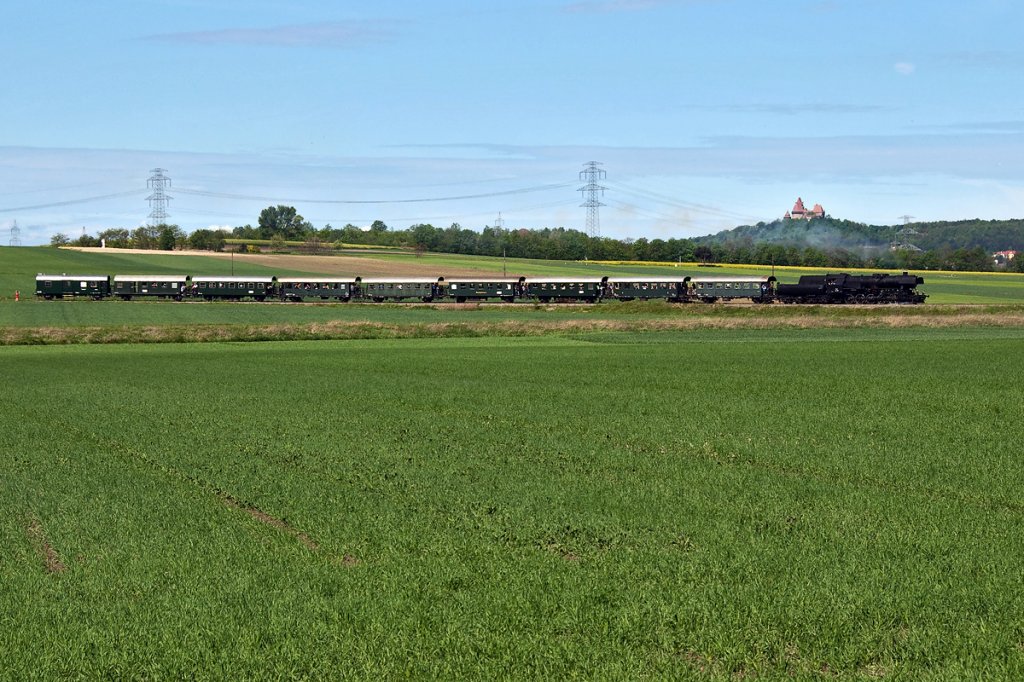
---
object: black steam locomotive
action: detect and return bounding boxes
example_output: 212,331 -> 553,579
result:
775,272 -> 927,304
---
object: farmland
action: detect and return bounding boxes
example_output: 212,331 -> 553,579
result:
3,329 -> 1024,677
3,244 -> 1024,677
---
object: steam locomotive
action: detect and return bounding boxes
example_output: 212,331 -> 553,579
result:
774,272 -> 927,304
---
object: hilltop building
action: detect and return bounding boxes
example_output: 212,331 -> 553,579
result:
993,250 -> 1017,265
784,197 -> 825,220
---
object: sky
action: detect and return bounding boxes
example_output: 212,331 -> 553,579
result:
2,0 -> 1023,246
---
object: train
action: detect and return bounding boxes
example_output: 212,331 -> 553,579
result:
34,271 -> 927,304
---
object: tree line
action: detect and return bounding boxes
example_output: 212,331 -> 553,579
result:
51,224 -> 225,252
52,205 -> 1024,273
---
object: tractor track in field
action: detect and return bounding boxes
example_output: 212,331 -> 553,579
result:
60,422 -> 329,556
219,493 -> 319,551
25,515 -> 66,574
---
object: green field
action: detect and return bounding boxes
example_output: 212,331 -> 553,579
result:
3,246 -> 1024,305
3,329 -> 1024,677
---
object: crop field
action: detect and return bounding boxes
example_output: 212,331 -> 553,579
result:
3,328 -> 1024,677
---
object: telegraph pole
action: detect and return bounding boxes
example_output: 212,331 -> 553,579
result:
578,161 -> 606,238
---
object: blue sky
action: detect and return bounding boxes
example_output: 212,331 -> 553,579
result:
2,0 -> 1023,245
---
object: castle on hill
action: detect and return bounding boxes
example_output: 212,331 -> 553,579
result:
784,197 -> 825,220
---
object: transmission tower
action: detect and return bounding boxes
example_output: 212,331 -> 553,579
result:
9,220 -> 21,246
146,168 -> 172,226
897,214 -> 918,237
578,161 -> 606,238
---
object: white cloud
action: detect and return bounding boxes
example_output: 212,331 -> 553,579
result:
894,62 -> 916,76
564,0 -> 713,12
147,21 -> 395,48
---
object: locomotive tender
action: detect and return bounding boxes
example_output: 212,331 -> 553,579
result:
35,272 -> 926,304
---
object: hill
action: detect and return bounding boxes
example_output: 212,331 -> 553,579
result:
695,217 -> 1024,254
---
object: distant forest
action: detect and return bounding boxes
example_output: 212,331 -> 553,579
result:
55,206 -> 1024,273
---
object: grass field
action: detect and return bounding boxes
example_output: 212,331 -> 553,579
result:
3,329 -> 1024,677
3,246 -> 1024,305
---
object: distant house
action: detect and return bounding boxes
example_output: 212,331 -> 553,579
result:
784,197 -> 825,220
993,250 -> 1017,265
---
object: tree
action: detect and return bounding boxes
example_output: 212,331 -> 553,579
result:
157,224 -> 185,251
98,228 -> 130,248
258,205 -> 312,241
232,224 -> 259,240
303,233 -> 323,254
50,232 -> 70,247
130,225 -> 159,249
188,229 -> 226,252
410,223 -> 440,251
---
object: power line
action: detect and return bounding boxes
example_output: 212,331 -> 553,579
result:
173,182 -> 573,205
606,180 -> 759,222
0,190 -> 145,213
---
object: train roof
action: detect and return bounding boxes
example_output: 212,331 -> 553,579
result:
446,277 -> 524,283
36,274 -> 109,281
278,277 -> 358,283
359,277 -> 443,284
526,277 -> 607,284
606,276 -> 690,283
689,276 -> 775,283
113,275 -> 188,282
190,276 -> 276,283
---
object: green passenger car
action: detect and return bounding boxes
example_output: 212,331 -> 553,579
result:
689,276 -> 775,302
112,275 -> 188,301
278,278 -> 357,302
190,276 -> 276,301
358,278 -> 443,302
525,277 -> 608,302
445,278 -> 524,302
35,274 -> 111,300
607,277 -> 689,301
